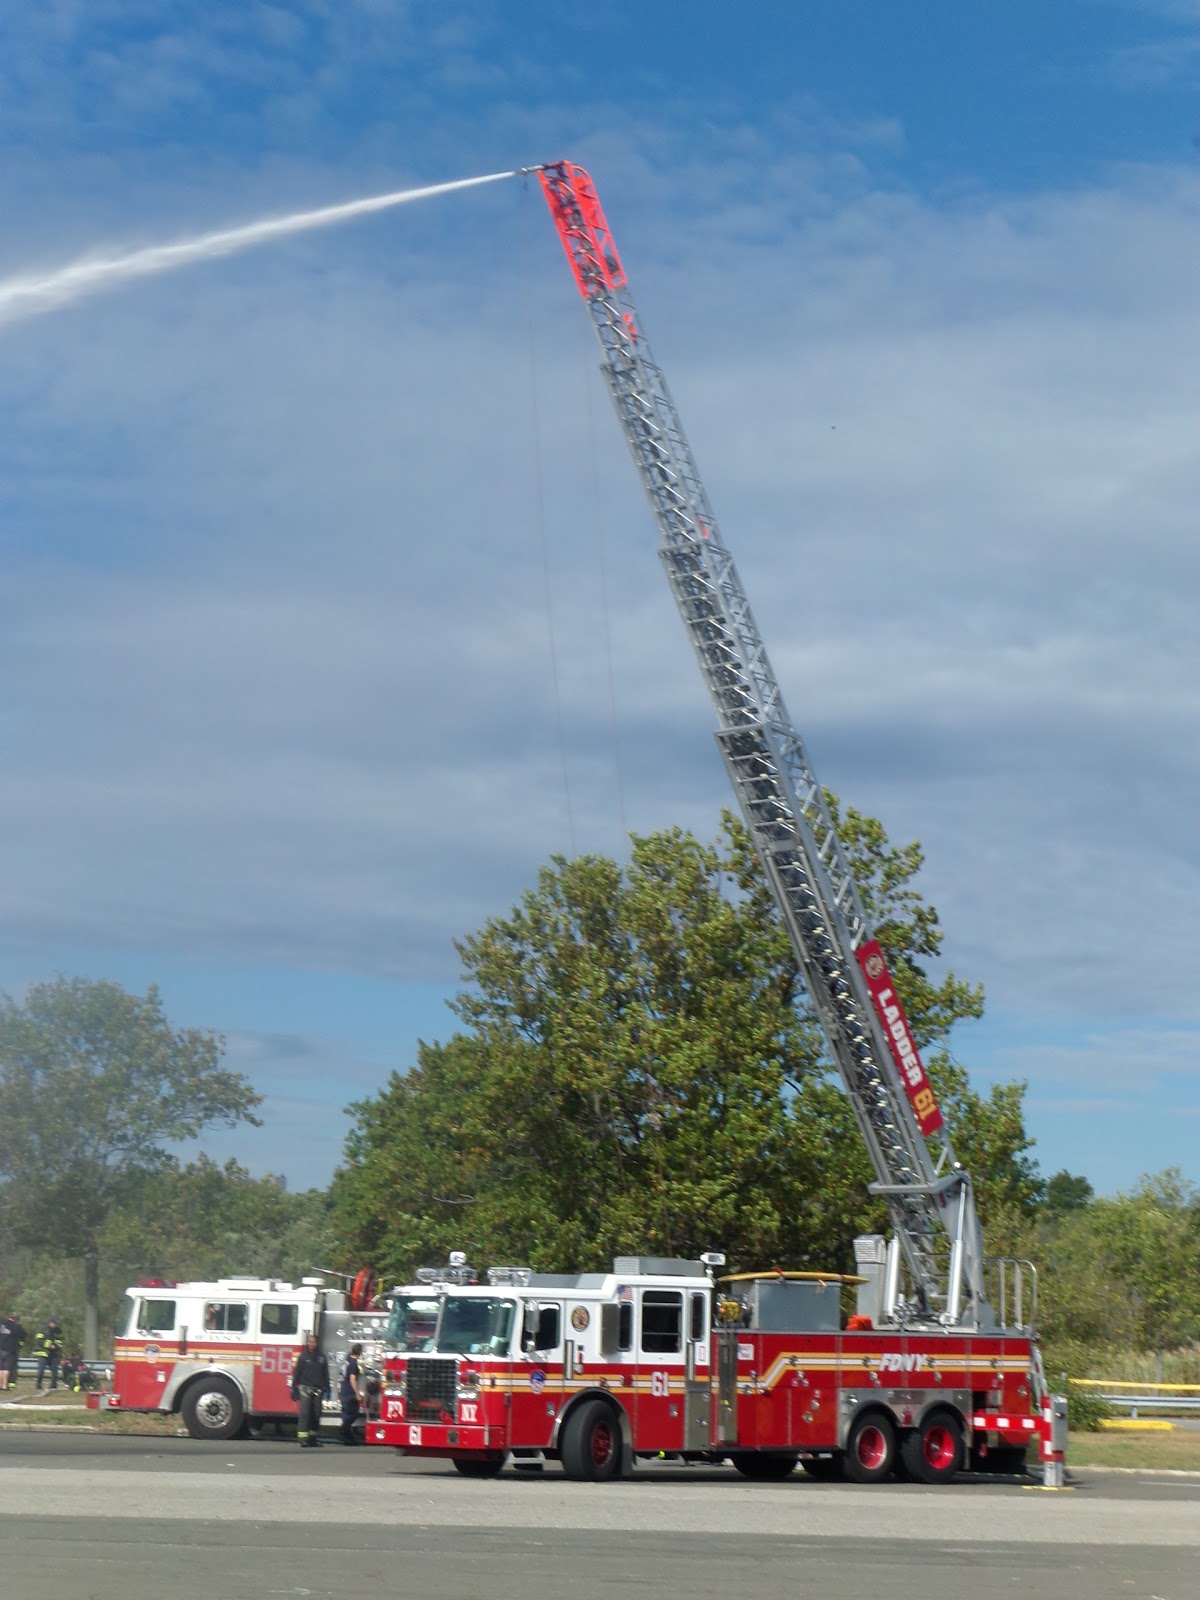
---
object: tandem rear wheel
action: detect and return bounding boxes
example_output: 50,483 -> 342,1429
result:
843,1410 -> 898,1483
900,1409 -> 965,1484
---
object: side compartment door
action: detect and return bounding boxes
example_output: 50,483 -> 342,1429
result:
683,1289 -> 712,1452
713,1328 -> 740,1446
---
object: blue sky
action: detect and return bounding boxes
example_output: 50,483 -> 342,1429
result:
1,2 -> 1196,1200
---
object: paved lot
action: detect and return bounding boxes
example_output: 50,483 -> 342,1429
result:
1,1433 -> 1196,1600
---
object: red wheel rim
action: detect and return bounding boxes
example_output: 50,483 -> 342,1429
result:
856,1425 -> 887,1471
590,1422 -> 613,1467
923,1425 -> 956,1470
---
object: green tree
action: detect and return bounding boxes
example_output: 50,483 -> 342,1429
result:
104,1157 -> 337,1289
1089,1170 -> 1200,1359
0,978 -> 261,1357
1044,1170 -> 1094,1216
335,809 -> 1033,1287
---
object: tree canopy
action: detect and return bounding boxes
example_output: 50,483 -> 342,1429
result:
334,806 -> 1038,1286
0,977 -> 262,1355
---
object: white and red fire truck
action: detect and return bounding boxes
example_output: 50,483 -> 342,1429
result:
370,1250 -> 1050,1482
367,163 -> 1068,1484
104,1272 -> 386,1439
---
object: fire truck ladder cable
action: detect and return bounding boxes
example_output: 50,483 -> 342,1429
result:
521,180 -> 576,855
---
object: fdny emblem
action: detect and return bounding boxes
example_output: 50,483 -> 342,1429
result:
570,1306 -> 590,1332
864,951 -> 885,980
529,1369 -> 546,1395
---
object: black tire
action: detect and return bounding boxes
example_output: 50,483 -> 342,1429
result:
901,1409 -> 965,1485
800,1454 -> 843,1481
843,1410 -> 897,1484
559,1398 -> 622,1482
181,1376 -> 244,1441
453,1454 -> 505,1477
731,1453 -> 799,1480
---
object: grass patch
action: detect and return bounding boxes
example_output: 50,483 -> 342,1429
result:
0,1403 -> 185,1436
1067,1427 -> 1200,1471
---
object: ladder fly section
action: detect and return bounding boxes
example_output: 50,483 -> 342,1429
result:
537,161 -> 988,1328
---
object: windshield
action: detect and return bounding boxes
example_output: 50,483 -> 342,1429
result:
385,1294 -> 515,1356
386,1297 -> 441,1352
439,1297 -> 515,1356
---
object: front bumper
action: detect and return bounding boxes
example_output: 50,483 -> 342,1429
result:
368,1418 -> 506,1453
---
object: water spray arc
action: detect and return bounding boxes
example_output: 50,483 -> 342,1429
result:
0,169 -> 524,329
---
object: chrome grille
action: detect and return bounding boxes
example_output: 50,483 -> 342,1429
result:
404,1357 -> 458,1421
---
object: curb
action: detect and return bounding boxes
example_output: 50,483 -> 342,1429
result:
0,1423 -> 101,1434
1069,1463 -> 1200,1478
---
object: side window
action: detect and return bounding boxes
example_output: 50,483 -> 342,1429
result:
203,1302 -> 249,1333
641,1290 -> 682,1354
534,1304 -> 561,1349
261,1303 -> 299,1337
618,1302 -> 633,1352
137,1299 -> 176,1334
690,1292 -> 707,1341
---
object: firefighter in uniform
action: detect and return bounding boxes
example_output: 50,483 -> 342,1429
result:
340,1343 -> 363,1445
34,1318 -> 64,1391
290,1331 -> 330,1448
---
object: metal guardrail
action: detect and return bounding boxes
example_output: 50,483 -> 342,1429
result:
1097,1396 -> 1200,1414
1070,1379 -> 1200,1418
10,1357 -> 114,1384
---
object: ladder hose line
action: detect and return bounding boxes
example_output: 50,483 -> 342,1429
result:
536,161 -> 988,1324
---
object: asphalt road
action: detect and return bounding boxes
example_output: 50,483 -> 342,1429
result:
2,1433 -> 1197,1600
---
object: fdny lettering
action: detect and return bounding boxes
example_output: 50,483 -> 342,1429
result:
460,1402 -> 478,1423
856,940 -> 944,1136
878,1352 -> 927,1374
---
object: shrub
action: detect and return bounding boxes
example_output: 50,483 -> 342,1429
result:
1064,1383 -> 1113,1432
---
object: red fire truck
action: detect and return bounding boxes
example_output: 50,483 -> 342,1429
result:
368,163 -> 1067,1484
105,1273 -> 385,1439
370,1251 -> 1048,1482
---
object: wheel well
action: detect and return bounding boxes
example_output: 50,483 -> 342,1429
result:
551,1390 -> 628,1455
914,1401 -> 967,1435
841,1403 -> 895,1448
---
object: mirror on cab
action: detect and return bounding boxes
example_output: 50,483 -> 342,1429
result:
522,1300 -> 540,1351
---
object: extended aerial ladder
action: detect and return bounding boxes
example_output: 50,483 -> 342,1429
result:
536,161 -> 991,1330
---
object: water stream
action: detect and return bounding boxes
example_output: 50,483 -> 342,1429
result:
0,169 -> 521,328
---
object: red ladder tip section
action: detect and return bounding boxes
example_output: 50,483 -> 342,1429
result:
538,163 -> 627,302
